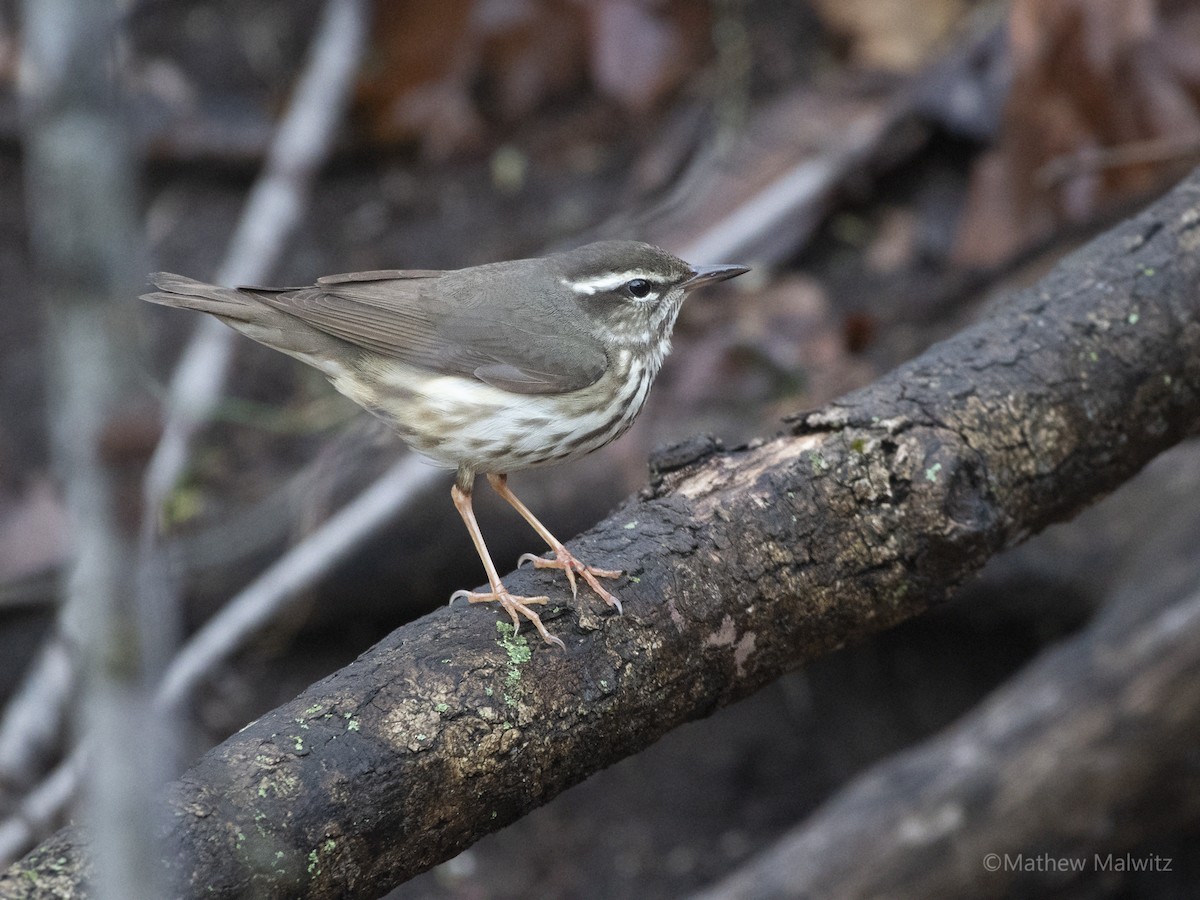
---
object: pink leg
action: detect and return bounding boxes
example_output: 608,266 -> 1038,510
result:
449,481 -> 565,649
487,473 -> 623,614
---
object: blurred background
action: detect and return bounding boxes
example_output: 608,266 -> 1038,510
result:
3,0 -> 1200,896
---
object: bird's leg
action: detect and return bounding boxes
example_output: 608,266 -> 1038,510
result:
488,473 -> 623,613
449,477 -> 565,649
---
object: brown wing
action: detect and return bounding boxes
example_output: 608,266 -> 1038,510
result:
247,270 -> 608,394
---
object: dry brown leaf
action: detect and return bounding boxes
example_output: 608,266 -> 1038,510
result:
811,0 -> 971,72
479,1 -> 587,121
355,0 -> 713,157
0,478 -> 69,580
865,206 -> 920,273
956,0 -> 1200,266
354,0 -> 482,153
582,0 -> 711,113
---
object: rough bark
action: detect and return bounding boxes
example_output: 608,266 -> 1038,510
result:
4,170 -> 1200,898
691,450 -> 1200,900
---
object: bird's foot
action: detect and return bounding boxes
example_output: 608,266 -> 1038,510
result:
518,548 -> 624,613
450,587 -> 564,649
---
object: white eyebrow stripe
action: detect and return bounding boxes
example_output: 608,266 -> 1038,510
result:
561,271 -> 666,295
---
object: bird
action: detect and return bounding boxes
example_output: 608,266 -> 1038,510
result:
142,240 -> 749,648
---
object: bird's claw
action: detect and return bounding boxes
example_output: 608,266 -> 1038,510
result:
518,550 -> 624,613
449,586 -> 564,649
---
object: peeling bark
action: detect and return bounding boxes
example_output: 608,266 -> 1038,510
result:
689,460 -> 1200,900
5,171 -> 1200,898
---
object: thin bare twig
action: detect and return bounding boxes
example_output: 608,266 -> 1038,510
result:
0,749 -> 83,868
1038,134 -> 1200,189
142,0 -> 369,520
155,456 -> 441,713
0,638 -> 71,788
143,0 -> 371,709
0,0 -> 369,870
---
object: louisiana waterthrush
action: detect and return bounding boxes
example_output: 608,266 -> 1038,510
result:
142,241 -> 748,647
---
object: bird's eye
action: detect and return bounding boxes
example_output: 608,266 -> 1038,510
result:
625,279 -> 653,299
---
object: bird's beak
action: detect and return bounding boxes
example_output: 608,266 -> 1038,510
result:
682,263 -> 751,291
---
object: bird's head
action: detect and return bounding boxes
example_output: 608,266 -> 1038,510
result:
550,240 -> 749,361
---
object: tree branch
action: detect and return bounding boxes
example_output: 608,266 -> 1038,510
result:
691,448 -> 1200,899
5,165 -> 1200,897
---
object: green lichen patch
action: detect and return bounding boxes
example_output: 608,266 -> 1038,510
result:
496,621 -> 532,707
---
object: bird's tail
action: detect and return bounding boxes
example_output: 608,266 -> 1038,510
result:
141,273 -> 263,323
140,274 -> 346,371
